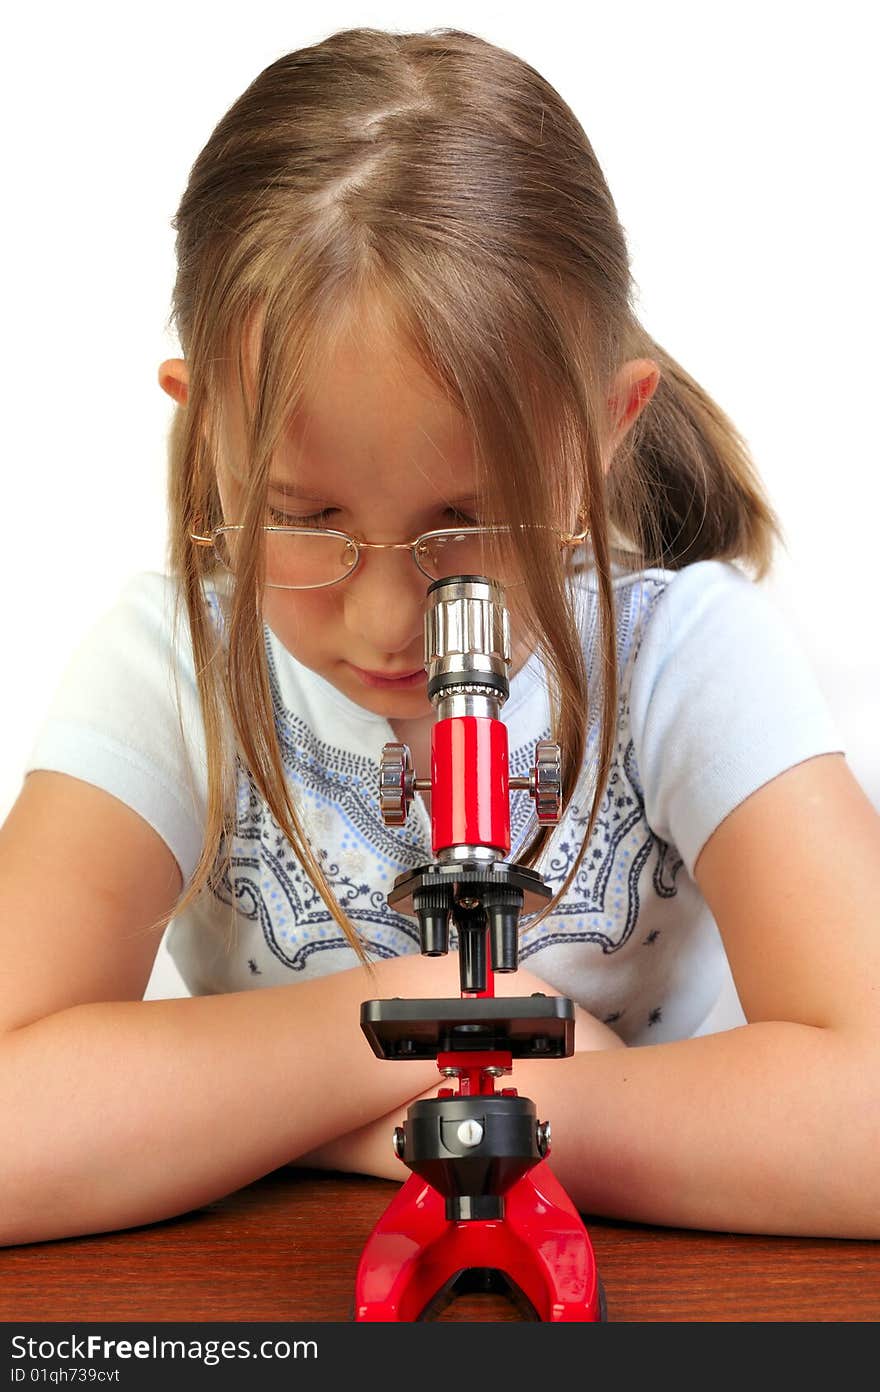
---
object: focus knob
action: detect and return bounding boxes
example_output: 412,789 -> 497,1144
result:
530,739 -> 562,823
379,742 -> 414,826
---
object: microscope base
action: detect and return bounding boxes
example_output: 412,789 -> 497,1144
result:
354,1160 -> 603,1321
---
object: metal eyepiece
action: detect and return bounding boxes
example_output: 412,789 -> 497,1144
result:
424,576 -> 511,704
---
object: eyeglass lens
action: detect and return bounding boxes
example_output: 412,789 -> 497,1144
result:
213,527 -> 525,588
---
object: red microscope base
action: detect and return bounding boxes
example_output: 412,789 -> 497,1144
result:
354,1160 -> 602,1321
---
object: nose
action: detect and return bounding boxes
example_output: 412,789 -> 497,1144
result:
342,545 -> 428,658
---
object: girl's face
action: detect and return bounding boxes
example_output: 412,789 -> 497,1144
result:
159,312 -> 658,725
215,319 -> 536,724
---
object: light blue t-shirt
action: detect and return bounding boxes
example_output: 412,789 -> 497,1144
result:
24,556 -> 845,1045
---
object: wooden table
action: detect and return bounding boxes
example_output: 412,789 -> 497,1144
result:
2,1167 -> 878,1323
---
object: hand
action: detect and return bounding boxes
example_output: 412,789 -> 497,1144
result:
292,996 -> 624,1180
292,1100 -> 416,1182
289,954 -> 624,1179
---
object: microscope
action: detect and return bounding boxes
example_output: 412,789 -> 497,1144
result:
354,575 -> 605,1321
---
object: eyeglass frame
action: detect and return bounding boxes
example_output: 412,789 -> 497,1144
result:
188,518 -> 591,590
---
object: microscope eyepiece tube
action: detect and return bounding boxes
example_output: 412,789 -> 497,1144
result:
425,576 -> 511,705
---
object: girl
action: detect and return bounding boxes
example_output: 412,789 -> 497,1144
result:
1,25 -> 877,1249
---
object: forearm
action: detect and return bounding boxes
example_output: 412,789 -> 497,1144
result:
522,1021 -> 880,1239
301,1021 -> 880,1239
0,951 -> 469,1248
296,1005 -> 627,1179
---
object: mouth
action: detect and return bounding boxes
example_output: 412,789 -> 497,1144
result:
348,663 -> 426,690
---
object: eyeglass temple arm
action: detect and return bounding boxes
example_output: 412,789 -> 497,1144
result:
560,520 -> 590,546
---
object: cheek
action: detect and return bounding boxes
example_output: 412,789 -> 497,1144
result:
261,589 -> 337,653
504,595 -> 531,649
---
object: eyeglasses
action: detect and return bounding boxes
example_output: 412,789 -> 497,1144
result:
189,519 -> 590,590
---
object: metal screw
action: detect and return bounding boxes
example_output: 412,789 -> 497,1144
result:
456,1119 -> 484,1147
536,1120 -> 552,1157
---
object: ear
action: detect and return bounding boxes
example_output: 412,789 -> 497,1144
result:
158,358 -> 189,407
605,358 -> 661,459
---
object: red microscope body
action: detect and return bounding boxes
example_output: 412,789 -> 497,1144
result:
354,575 -> 605,1322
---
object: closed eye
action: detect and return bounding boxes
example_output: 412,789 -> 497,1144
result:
265,505 -> 482,529
266,505 -> 336,527
441,508 -> 481,527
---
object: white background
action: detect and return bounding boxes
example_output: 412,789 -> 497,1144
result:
2,2 -> 877,1020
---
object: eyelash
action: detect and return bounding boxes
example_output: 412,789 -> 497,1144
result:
266,504 -> 480,528
267,505 -> 335,527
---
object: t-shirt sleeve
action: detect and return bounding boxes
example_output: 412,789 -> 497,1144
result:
22,572 -> 211,886
627,560 -> 847,881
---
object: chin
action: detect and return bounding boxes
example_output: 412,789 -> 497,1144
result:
363,687 -> 433,716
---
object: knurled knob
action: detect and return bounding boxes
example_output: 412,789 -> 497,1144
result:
379,742 -> 415,826
530,739 -> 562,823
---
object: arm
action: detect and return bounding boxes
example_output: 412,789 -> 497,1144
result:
295,1003 -> 626,1179
0,774 -> 612,1247
522,754 -> 880,1239
0,772 -> 460,1247
307,755 -> 880,1239
0,947 -> 482,1249
0,951 -> 612,1245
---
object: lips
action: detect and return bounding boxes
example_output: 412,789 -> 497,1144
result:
348,663 -> 426,689
361,667 -> 422,679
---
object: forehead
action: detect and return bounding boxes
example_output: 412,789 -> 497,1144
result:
243,304 -> 478,496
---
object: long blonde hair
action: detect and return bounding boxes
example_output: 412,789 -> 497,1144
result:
161,26 -> 783,960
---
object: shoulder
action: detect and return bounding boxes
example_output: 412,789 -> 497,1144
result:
27,568 -> 233,769
66,570 -> 227,677
97,567 -> 217,629
627,556 -> 793,696
23,571 -> 228,886
67,570 -> 180,648
621,559 -> 845,878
